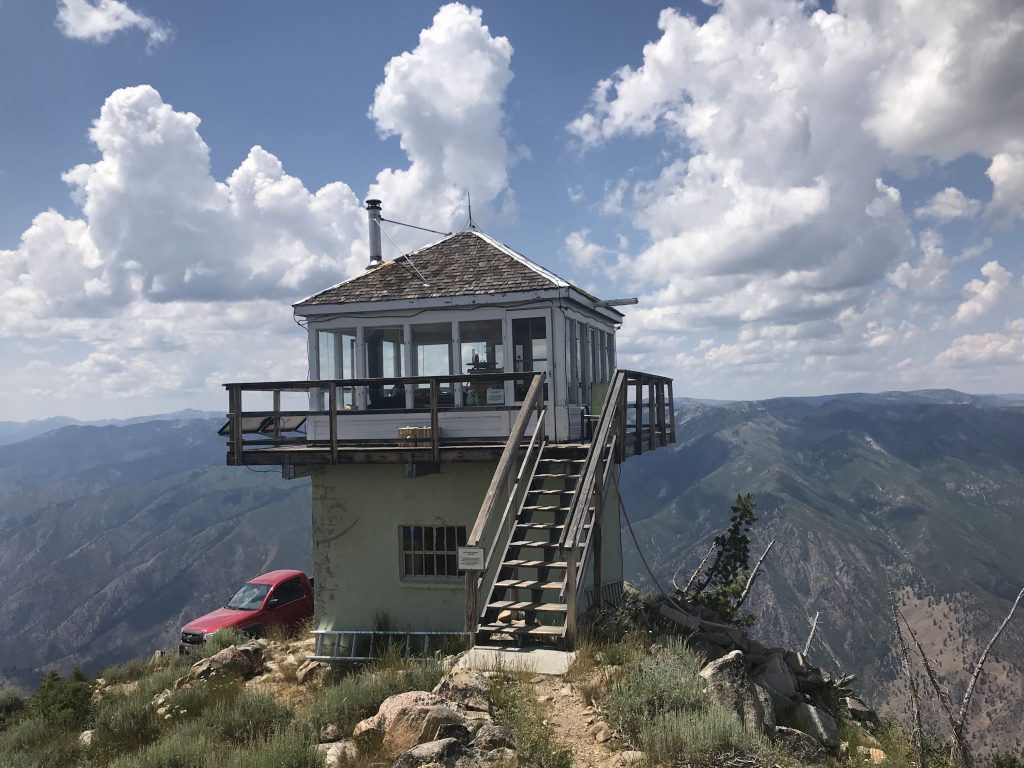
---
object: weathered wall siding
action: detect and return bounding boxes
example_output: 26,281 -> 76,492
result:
311,461 -> 496,631
579,464 -> 625,614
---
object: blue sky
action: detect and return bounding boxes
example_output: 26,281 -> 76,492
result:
1,0 -> 1022,420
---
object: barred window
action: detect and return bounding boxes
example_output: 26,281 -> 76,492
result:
400,525 -> 467,579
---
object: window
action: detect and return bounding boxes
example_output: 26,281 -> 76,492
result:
411,322 -> 453,406
269,577 -> 305,606
365,326 -> 405,409
512,316 -> 548,401
400,525 -> 467,579
460,320 -> 504,407
226,582 -> 270,611
318,328 -> 357,408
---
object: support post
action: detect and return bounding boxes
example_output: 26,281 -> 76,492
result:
230,385 -> 243,465
465,571 -> 479,645
565,545 -> 578,646
592,468 -> 604,609
655,382 -> 666,447
272,390 -> 281,444
648,380 -> 656,450
667,379 -> 676,444
633,378 -> 643,456
328,382 -> 338,465
430,378 -> 441,467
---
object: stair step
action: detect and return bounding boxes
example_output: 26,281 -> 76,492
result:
477,624 -> 565,636
539,458 -> 586,464
494,579 -> 565,590
509,539 -> 580,549
486,600 -> 568,613
533,473 -> 577,479
502,559 -> 568,569
515,522 -> 565,530
521,505 -> 570,512
528,488 -> 576,495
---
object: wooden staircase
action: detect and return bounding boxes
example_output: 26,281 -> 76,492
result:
474,445 -> 587,645
464,369 -> 675,650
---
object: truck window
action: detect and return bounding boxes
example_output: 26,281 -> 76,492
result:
270,577 -> 305,605
227,582 -> 270,610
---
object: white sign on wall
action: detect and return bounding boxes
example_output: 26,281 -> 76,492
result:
457,546 -> 485,571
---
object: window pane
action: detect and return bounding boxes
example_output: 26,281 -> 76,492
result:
512,317 -> 548,400
423,527 -> 434,551
365,326 -> 405,409
424,555 -> 435,576
413,554 -> 423,575
457,526 -> 467,547
446,554 -> 457,575
445,526 -> 457,552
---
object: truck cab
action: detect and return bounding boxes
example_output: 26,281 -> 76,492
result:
179,569 -> 314,653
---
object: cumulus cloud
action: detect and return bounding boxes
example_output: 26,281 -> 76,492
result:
914,187 -> 982,222
569,0 -> 1024,393
954,260 -> 1014,325
563,230 -> 607,269
56,0 -> 170,48
367,3 -> 514,245
938,319 -> 1024,367
1,3 -> 517,416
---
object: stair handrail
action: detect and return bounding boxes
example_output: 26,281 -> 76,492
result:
465,372 -> 546,636
560,369 -> 628,549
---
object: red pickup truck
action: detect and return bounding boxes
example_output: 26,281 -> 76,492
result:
179,569 -> 314,653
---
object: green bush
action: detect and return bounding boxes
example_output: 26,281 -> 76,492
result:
101,657 -> 150,685
0,714 -> 82,768
92,687 -> 161,757
137,655 -> 194,699
202,628 -> 245,657
32,668 -> 93,729
605,638 -> 706,740
309,658 -> 444,735
205,690 -> 292,744
105,722 -> 212,768
489,673 -> 571,768
0,686 -> 27,728
222,723 -> 324,768
639,704 -> 764,766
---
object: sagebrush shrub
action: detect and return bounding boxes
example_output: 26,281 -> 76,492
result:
32,668 -> 93,729
92,687 -> 161,757
205,690 -> 292,744
639,704 -> 763,766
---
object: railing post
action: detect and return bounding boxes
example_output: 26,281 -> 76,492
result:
430,378 -> 441,466
633,378 -> 643,456
272,389 -> 281,445
618,375 -> 627,462
592,467 -> 604,609
655,381 -> 666,446
565,545 -> 578,647
667,379 -> 676,444
465,571 -> 479,645
230,385 -> 243,466
648,379 -> 657,451
329,382 -> 338,465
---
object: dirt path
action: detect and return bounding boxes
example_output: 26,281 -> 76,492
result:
530,675 -> 637,768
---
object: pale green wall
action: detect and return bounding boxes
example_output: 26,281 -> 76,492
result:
310,462 -> 496,632
580,464 -> 625,612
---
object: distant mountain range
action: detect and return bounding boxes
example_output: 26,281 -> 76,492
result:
0,409 -> 223,446
0,391 -> 1021,755
620,390 -> 1024,756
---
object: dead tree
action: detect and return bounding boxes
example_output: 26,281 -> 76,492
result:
891,599 -> 927,768
677,538 -> 719,596
736,538 -> 776,608
952,583 -> 1024,756
803,611 -> 820,656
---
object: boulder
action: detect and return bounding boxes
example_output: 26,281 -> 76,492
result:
174,642 -> 264,687
432,667 -> 492,713
845,696 -> 880,725
619,752 -> 645,766
856,746 -> 887,764
320,723 -> 342,743
471,723 -> 516,751
392,737 -> 464,768
774,725 -> 829,764
296,659 -> 327,686
788,702 -> 840,750
354,691 -> 467,758
699,650 -> 776,737
79,729 -> 95,747
316,739 -> 359,768
752,654 -> 798,717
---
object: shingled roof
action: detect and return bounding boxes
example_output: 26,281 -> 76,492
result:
295,228 -> 574,308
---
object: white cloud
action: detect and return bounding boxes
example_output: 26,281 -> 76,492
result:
367,3 -> 515,246
914,187 -> 982,222
954,260 -> 1014,325
987,152 -> 1024,224
601,179 -> 628,215
56,0 -> 170,48
938,319 -> 1024,368
1,4 -> 517,418
563,230 -> 607,269
567,185 -> 584,203
568,0 -> 1024,396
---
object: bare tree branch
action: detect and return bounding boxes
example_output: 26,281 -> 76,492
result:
891,599 -> 926,768
953,583 -> 1024,747
803,612 -> 820,657
898,609 -> 973,768
680,538 -> 719,597
736,538 -> 775,608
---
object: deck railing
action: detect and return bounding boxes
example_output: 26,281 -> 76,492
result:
561,369 -> 675,641
463,373 -> 546,639
223,371 -> 539,466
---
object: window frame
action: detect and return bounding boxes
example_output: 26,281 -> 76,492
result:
398,524 -> 468,583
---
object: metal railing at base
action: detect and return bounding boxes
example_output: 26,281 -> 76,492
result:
310,630 -> 467,661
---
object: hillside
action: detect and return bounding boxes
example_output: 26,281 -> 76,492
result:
0,418 -> 311,688
619,393 -> 1024,756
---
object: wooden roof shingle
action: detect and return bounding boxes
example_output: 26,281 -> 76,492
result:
295,229 -> 573,308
